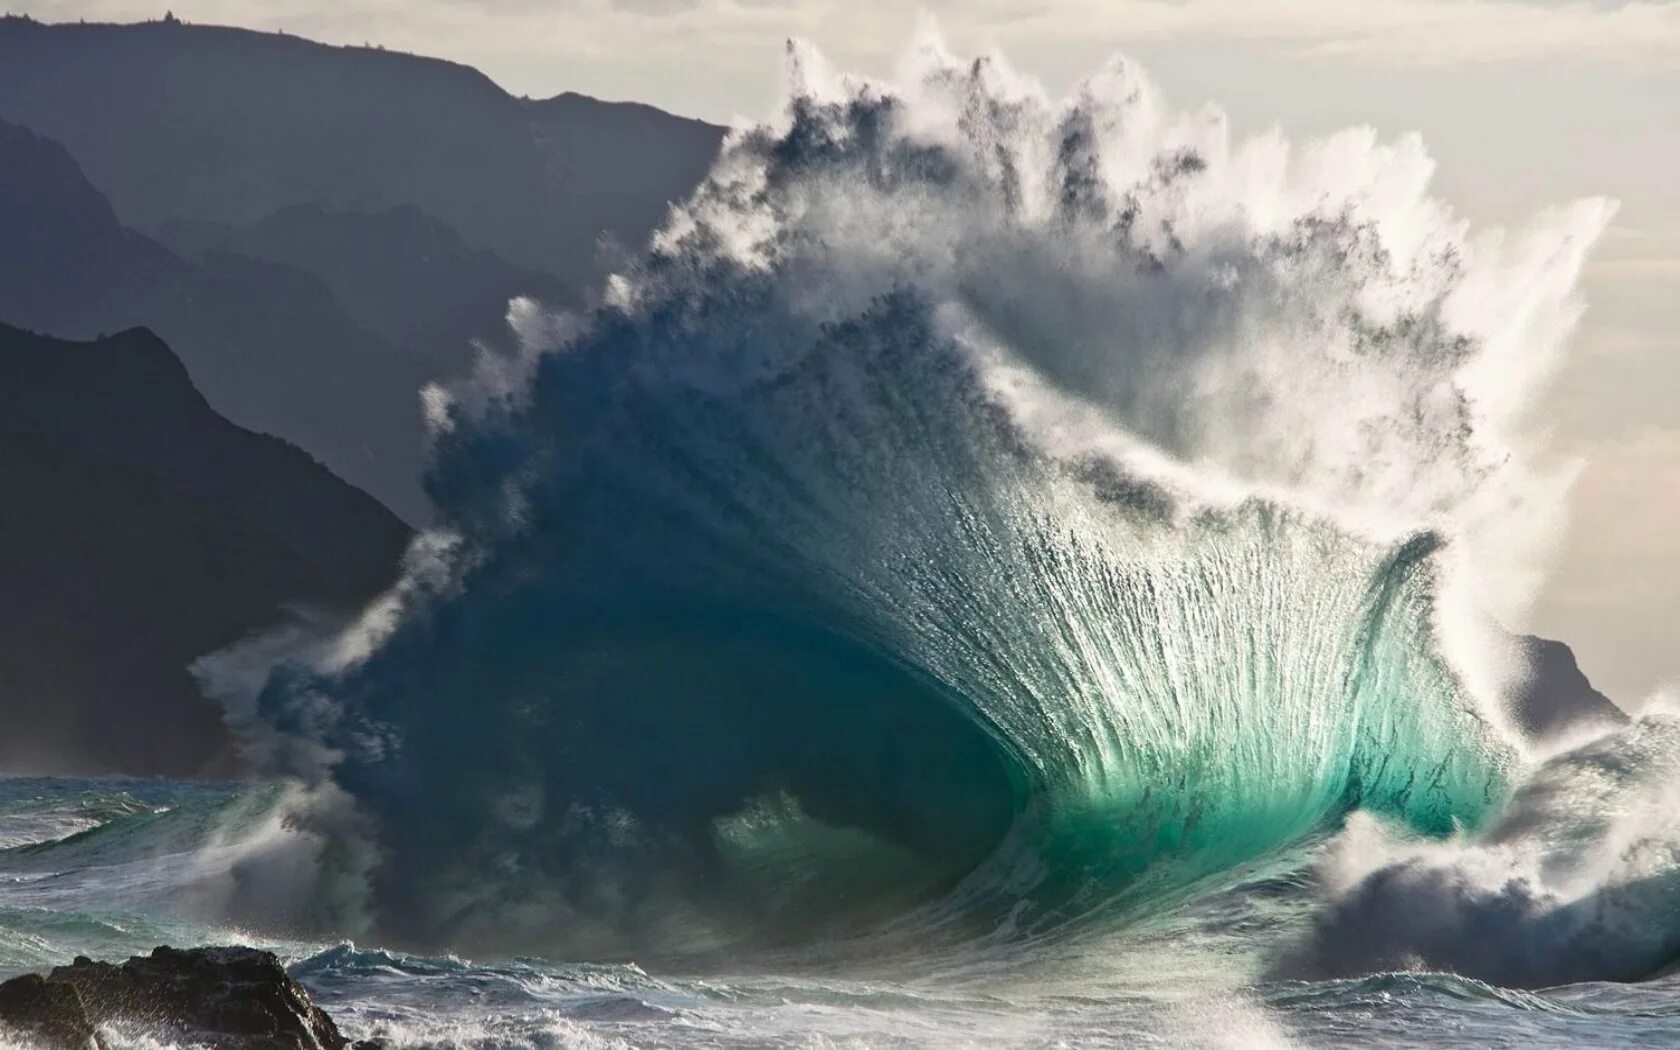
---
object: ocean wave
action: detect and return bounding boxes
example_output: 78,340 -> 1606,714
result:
1276,702 -> 1680,987
202,35 -> 1608,962
0,783 -> 156,851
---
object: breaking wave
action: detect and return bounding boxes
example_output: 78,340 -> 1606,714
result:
215,36 -> 1614,963
1279,699 -> 1680,987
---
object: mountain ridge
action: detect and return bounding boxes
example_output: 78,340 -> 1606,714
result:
0,116 -> 441,522
157,201 -> 570,379
0,14 -> 725,287
1508,633 -> 1626,739
0,321 -> 411,776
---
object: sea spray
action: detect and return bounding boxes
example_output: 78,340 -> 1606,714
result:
1279,697 -> 1680,986
215,36 -> 1609,959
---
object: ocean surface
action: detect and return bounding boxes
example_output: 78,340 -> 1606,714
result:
8,38 -> 1677,1049
3,777 -> 1679,1048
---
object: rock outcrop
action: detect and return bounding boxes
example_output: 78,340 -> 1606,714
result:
0,946 -> 368,1050
1506,634 -> 1626,740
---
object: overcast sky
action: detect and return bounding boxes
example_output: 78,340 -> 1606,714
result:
15,0 -> 1680,700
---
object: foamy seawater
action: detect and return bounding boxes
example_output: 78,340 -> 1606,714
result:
4,778 -> 1680,1049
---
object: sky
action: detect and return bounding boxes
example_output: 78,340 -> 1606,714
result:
15,0 -> 1680,701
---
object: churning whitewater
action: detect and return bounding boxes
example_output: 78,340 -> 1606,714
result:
199,36 -> 1621,966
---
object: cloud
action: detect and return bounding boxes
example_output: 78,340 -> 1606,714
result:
19,0 -> 1680,83
1527,423 -> 1680,699
15,0 -> 1679,126
1156,0 -> 1680,68
1560,426 -> 1680,597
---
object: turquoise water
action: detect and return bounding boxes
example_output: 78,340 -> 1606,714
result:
4,777 -> 1680,1048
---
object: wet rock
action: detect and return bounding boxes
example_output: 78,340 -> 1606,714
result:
0,946 -> 352,1049
0,972 -> 98,1048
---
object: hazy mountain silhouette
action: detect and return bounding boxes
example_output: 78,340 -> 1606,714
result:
0,14 -> 725,288
0,16 -> 725,522
1507,635 -> 1626,740
0,323 -> 409,776
159,203 -> 570,380
0,118 -> 437,522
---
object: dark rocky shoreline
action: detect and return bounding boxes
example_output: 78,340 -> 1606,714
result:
0,946 -> 376,1050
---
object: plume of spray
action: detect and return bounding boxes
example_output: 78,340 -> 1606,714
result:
1278,692 -> 1680,987
204,31 -> 1616,960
